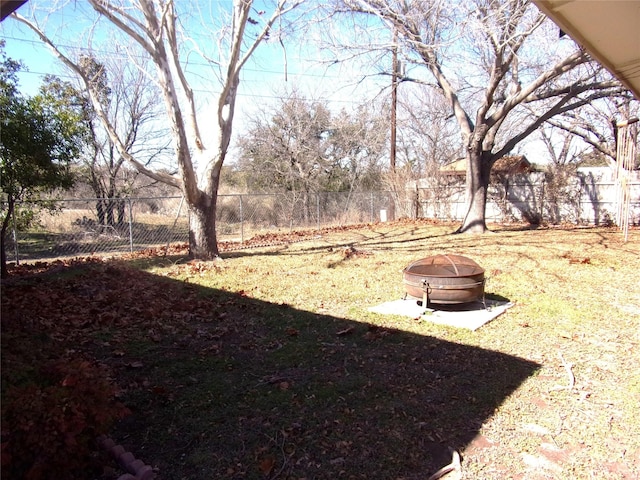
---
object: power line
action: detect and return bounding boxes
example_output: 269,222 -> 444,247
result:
12,66 -> 369,105
2,35 -> 344,80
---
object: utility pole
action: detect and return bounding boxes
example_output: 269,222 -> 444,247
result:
389,28 -> 398,220
391,29 -> 398,173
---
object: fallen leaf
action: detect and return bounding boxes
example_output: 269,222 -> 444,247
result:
149,331 -> 162,342
259,456 -> 275,475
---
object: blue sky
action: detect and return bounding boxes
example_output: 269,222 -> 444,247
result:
0,1 -> 387,119
2,1 -> 566,165
0,0 -> 397,170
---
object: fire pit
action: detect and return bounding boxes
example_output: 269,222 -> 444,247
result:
402,254 -> 485,306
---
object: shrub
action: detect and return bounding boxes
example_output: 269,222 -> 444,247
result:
1,358 -> 130,480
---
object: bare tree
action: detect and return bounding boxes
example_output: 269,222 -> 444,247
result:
54,54 -> 171,227
338,0 -> 627,232
239,91 -> 332,198
238,90 -> 387,220
537,126 -> 582,223
13,0 -> 302,258
544,96 -> 639,167
398,88 -> 460,175
396,88 -> 462,218
325,102 -> 388,191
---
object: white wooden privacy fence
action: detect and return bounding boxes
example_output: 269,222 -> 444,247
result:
415,175 -> 640,226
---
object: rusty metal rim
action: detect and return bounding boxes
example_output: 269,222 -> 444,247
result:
402,256 -> 484,278
403,279 -> 485,290
421,280 -> 485,290
402,254 -> 486,306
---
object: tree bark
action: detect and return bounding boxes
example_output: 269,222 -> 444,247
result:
116,198 -> 126,227
1,198 -> 15,279
188,196 -> 220,260
458,150 -> 493,233
97,200 -> 106,226
106,199 -> 115,227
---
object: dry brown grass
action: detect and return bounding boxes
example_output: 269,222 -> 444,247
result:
3,220 -> 639,479
154,221 -> 640,479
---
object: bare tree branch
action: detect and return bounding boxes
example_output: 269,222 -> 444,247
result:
545,118 -> 615,160
85,0 -> 200,203
487,49 -> 589,128
13,0 -> 304,258
164,1 -> 202,152
13,12 -> 180,188
494,88 -> 622,160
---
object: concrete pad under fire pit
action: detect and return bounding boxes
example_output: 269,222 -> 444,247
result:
368,298 -> 512,331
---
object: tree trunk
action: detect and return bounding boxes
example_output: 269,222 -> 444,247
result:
1,198 -> 15,278
106,199 -> 115,227
116,198 -> 126,227
458,150 -> 492,233
97,200 -> 106,226
188,194 -> 220,260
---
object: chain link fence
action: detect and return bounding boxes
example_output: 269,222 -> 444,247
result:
5,192 -> 394,263
4,181 -> 638,264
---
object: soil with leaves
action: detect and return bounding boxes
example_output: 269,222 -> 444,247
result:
2,220 -> 639,479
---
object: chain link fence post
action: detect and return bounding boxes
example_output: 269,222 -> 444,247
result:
540,177 -> 546,221
370,192 -> 374,223
239,194 -> 244,243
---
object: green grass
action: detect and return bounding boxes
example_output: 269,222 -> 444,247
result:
2,221 -> 640,479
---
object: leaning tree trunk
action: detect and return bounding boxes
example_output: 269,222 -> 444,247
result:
0,197 -> 15,278
458,150 -> 493,233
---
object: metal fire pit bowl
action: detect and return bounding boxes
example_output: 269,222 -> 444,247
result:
403,254 -> 485,306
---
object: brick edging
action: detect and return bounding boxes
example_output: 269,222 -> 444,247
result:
97,435 -> 155,480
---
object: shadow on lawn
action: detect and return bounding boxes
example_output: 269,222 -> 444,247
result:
2,262 -> 539,479
109,276 -> 538,479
